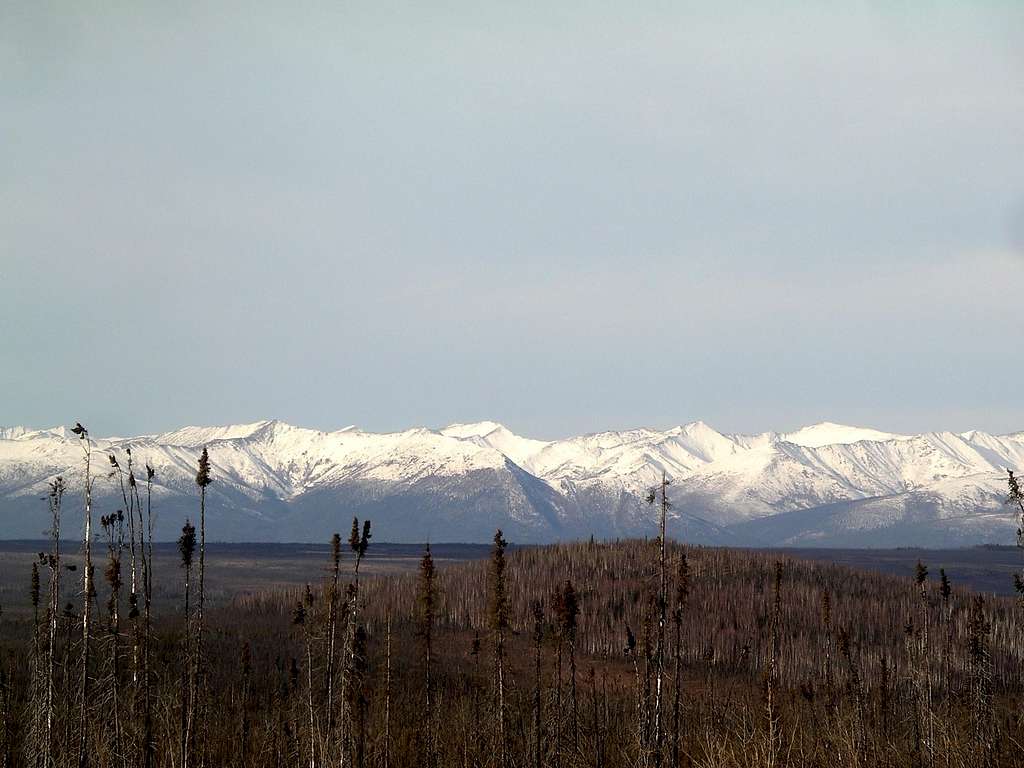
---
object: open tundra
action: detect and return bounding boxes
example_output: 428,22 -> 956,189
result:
0,420 -> 1021,546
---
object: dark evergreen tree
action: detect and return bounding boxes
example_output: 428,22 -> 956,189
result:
178,519 -> 197,768
489,530 -> 510,768
416,544 -> 437,767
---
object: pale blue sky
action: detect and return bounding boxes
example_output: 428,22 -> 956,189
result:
2,1 -> 1023,438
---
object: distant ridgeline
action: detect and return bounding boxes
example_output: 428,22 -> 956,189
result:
1,419 -> 1023,547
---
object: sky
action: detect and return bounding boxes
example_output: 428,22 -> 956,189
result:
2,1 -> 1023,439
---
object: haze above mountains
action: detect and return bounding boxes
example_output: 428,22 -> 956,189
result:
1,419 -> 1021,547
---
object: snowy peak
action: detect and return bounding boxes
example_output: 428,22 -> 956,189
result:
154,420 -> 284,447
780,422 -> 910,448
0,425 -> 75,441
666,421 -> 741,463
440,421 -> 507,439
441,422 -> 552,469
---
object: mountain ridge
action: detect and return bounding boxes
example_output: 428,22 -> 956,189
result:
0,419 -> 1020,546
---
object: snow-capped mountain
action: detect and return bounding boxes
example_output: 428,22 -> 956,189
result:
0,419 -> 1021,546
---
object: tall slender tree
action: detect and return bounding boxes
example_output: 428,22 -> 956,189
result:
110,448 -> 144,704
623,622 -> 643,755
671,551 -> 690,768
293,585 -> 317,768
340,517 -> 371,765
967,596 -> 995,767
194,447 -> 212,662
1008,471 -> 1024,601
765,562 -> 784,768
28,559 -> 43,767
347,624 -> 369,768
415,544 -> 437,768
556,580 -> 580,759
914,560 -> 934,768
939,569 -> 953,707
820,590 -> 833,694
838,629 -> 867,762
100,509 -> 125,765
0,604 -> 10,768
142,464 -> 156,768
589,666 -> 603,768
469,632 -> 482,768
553,586 -> 565,768
192,448 -> 213,765
240,641 -> 252,768
326,533 -> 342,738
651,474 -> 670,768
383,615 -> 392,768
108,453 -> 138,629
71,421 -> 94,768
1008,470 -> 1024,742
43,477 -> 65,768
530,600 -> 545,768
178,519 -> 197,768
488,530 -> 510,768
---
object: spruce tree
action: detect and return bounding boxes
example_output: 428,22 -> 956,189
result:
1008,471 -> 1024,601
671,551 -> 690,768
178,520 -> 197,768
530,599 -> 545,768
488,530 -> 510,768
416,544 -> 437,767
326,533 -> 342,738
192,448 -> 213,766
557,580 -> 580,757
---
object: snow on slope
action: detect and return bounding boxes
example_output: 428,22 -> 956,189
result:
440,422 -> 551,468
781,422 -> 911,448
733,473 -> 1015,548
0,420 -> 572,542
154,421 -> 278,446
0,426 -> 34,441
0,420 -> 1021,545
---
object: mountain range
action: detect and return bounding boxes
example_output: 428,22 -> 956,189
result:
1,420 -> 1021,547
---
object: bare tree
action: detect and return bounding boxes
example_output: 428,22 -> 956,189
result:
99,508 -> 125,766
38,477 -> 65,768
71,422 -> 94,768
108,452 -> 139,670
142,464 -> 156,768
